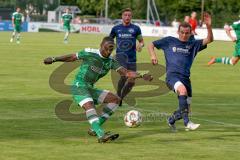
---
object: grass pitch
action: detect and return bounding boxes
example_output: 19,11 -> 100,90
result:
0,32 -> 239,160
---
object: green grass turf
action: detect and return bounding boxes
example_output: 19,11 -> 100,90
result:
0,32 -> 239,160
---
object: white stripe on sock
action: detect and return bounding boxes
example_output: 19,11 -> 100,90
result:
89,117 -> 99,124
222,57 -> 225,64
226,57 -> 229,64
106,103 -> 118,112
79,98 -> 93,107
101,113 -> 110,119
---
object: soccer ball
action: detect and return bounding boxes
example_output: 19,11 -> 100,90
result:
124,110 -> 142,128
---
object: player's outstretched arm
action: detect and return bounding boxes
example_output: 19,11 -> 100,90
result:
117,67 -> 153,81
202,12 -> 214,46
43,54 -> 77,64
225,26 -> 237,42
147,43 -> 158,65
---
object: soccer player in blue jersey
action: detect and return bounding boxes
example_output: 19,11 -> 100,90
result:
148,13 -> 213,131
109,8 -> 144,106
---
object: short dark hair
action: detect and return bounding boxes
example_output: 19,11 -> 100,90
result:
178,22 -> 192,31
122,8 -> 132,14
101,36 -> 114,44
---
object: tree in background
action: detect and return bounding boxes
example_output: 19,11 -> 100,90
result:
75,0 -> 240,28
1,0 -> 240,27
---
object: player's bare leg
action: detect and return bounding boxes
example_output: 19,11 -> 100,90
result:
64,31 -> 69,44
208,56 -> 240,66
168,84 -> 200,131
16,32 -> 21,44
83,101 -> 118,143
10,31 -> 16,42
207,57 -> 216,66
87,92 -> 120,142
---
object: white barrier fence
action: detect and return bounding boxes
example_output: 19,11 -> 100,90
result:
28,22 -> 233,41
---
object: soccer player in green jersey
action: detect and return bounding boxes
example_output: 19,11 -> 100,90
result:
208,21 -> 240,66
61,8 -> 72,44
10,7 -> 23,44
44,37 -> 152,143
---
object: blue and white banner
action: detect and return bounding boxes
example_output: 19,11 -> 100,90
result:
0,21 -> 28,31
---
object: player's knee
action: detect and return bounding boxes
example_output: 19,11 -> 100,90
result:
112,95 -> 121,104
177,87 -> 187,95
82,101 -> 94,111
105,93 -> 121,104
174,81 -> 187,95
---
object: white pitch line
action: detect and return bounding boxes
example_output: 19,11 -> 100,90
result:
119,105 -> 240,128
191,117 -> 240,127
138,102 -> 240,106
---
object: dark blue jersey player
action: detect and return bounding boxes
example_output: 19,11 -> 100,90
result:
110,8 -> 144,106
148,13 -> 213,131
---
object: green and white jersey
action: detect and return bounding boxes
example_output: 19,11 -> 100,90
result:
12,12 -> 23,26
61,13 -> 72,27
75,48 -> 122,84
232,21 -> 240,43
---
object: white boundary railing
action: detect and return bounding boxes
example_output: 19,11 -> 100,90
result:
27,22 -> 234,41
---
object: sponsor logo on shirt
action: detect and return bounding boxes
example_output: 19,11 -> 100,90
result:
118,33 -> 133,38
90,66 -> 102,74
172,47 -> 177,52
172,46 -> 189,54
128,28 -> 134,33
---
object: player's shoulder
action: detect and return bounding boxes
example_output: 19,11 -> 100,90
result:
77,48 -> 99,58
113,24 -> 123,29
162,36 -> 177,42
167,36 -> 177,39
62,13 -> 69,17
130,23 -> 140,29
12,12 -> 18,16
232,20 -> 240,28
233,20 -> 240,25
83,48 -> 99,54
83,48 -> 104,58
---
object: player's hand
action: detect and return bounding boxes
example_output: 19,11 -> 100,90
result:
232,37 -> 237,42
224,24 -> 231,31
136,43 -> 144,52
141,73 -> 153,81
126,71 -> 138,79
151,58 -> 158,65
203,12 -> 211,26
44,57 -> 54,64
